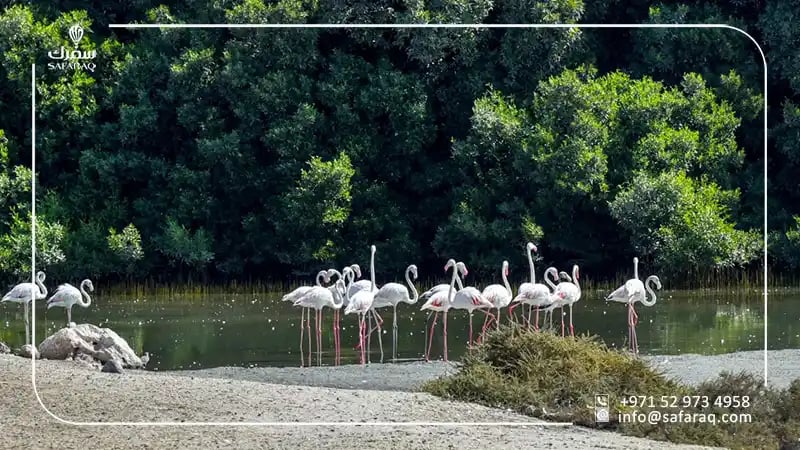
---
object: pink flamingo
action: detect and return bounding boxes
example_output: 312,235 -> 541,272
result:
419,260 -> 465,362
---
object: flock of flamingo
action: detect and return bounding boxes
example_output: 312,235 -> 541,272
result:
282,242 -> 663,366
0,242 -> 662,365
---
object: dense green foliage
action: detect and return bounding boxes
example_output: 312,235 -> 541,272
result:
424,327 -> 800,449
0,0 -> 795,285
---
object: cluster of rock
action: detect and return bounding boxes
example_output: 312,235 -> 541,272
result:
1,323 -> 149,374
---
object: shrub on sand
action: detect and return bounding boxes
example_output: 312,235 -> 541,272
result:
423,324 -> 800,449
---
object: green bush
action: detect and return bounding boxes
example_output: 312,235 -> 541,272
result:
424,326 -> 800,449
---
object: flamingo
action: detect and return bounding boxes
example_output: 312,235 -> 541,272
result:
348,245 -> 383,362
2,271 -> 47,345
511,267 -> 559,330
508,244 -> 556,330
371,264 -> 419,362
282,270 -> 330,366
606,257 -> 662,353
325,267 -> 358,365
420,260 -> 465,362
344,262 -> 377,365
449,263 -> 495,347
552,264 -> 581,337
294,278 -> 346,366
46,279 -> 94,327
480,260 -> 512,334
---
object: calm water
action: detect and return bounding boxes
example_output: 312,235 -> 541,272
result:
1,288 -> 797,371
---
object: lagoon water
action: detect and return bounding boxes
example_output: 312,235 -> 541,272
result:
1,287 -> 796,371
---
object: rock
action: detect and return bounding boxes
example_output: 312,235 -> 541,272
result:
17,344 -> 39,359
101,359 -> 124,374
39,324 -> 143,368
72,352 -> 102,370
0,341 -> 10,354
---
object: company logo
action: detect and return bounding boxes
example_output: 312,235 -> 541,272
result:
47,24 -> 97,73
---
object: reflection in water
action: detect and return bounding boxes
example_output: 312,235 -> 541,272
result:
0,289 -> 796,371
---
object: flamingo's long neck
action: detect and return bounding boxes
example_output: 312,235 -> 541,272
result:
369,248 -> 376,291
527,248 -> 535,284
572,265 -> 580,292
333,281 -> 345,308
544,267 -> 557,291
642,277 -> 659,307
501,263 -> 511,295
446,265 -> 459,307
36,272 -> 47,298
405,266 -> 419,304
634,258 -> 639,280
316,271 -> 324,286
79,280 -> 92,307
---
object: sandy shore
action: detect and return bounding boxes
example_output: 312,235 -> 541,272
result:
1,355 -> 713,450
644,349 -> 798,389
174,349 -> 799,392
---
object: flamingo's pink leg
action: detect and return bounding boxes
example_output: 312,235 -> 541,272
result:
569,304 -> 575,337
306,308 -> 312,366
425,312 -> 439,362
443,311 -> 449,362
299,309 -> 305,367
468,312 -> 474,348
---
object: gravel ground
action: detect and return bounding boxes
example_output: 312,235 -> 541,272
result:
644,349 -> 798,389
172,360 -> 459,392
1,355 -> 712,450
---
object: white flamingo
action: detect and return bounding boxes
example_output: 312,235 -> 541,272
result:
344,265 -> 377,366
371,264 -> 419,362
325,267 -> 359,365
328,264 -> 361,308
606,257 -> 662,354
552,264 -> 581,337
283,270 -> 330,366
294,279 -> 346,366
508,244 -> 557,330
46,279 -> 94,327
2,271 -> 47,345
449,263 -> 495,347
420,260 -> 465,362
512,267 -> 559,330
480,260 -> 512,333
348,245 -> 384,362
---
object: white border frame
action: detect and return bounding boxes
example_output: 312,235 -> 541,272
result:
29,23 -> 768,427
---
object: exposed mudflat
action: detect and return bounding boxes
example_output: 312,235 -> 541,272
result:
1,354 -> 715,449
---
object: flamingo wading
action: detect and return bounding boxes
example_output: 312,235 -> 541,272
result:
371,264 -> 419,362
606,257 -> 662,354
2,271 -> 47,344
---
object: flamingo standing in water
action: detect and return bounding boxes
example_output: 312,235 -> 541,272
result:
294,278 -> 346,366
508,243 -> 557,330
478,260 -> 512,336
371,264 -> 419,362
282,270 -> 330,366
449,263 -> 495,347
327,264 -> 362,364
606,257 -> 662,354
419,260 -> 465,362
552,264 -> 581,337
2,271 -> 48,345
349,245 -> 384,363
344,263 -> 377,365
46,279 -> 94,327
